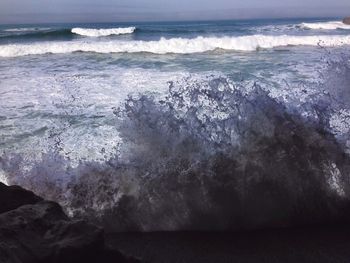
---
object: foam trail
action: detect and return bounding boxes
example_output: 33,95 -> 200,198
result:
300,21 -> 350,30
71,27 -> 136,37
1,34 -> 350,57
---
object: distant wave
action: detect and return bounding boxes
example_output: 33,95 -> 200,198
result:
1,34 -> 350,57
299,21 -> 350,30
71,27 -> 136,37
0,28 -> 73,39
4,27 -> 52,32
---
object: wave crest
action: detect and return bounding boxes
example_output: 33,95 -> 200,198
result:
1,34 -> 349,57
300,21 -> 350,30
71,27 -> 136,37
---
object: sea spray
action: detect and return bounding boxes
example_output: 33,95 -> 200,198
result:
2,55 -> 350,231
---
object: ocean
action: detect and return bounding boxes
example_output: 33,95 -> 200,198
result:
0,18 -> 350,231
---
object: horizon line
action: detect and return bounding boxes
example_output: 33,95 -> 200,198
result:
0,15 -> 343,26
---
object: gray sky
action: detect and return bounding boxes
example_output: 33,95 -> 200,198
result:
1,0 -> 350,24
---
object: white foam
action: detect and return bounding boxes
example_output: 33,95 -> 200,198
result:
71,27 -> 136,37
1,34 -> 350,57
0,171 -> 8,185
300,21 -> 350,30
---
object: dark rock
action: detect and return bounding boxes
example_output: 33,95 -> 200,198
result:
0,182 -> 42,213
343,17 -> 350,25
0,183 -> 141,263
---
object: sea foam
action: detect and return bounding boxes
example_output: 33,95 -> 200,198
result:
71,27 -> 136,37
300,21 -> 350,30
1,34 -> 350,57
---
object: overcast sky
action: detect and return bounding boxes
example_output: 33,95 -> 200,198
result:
1,0 -> 350,24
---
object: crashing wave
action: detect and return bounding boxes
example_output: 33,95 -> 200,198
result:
1,44 -> 350,232
1,34 -> 350,57
299,21 -> 350,30
1,55 -> 350,232
71,27 -> 136,37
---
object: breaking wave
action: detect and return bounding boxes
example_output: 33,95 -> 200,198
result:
1,34 -> 350,57
0,27 -> 136,40
1,54 -> 350,232
71,27 -> 136,37
300,21 -> 350,30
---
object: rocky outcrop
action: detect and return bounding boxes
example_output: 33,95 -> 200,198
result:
343,17 -> 350,25
0,182 -> 139,263
0,182 -> 42,213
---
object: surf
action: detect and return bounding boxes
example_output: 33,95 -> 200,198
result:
299,21 -> 350,30
1,34 -> 350,57
71,27 -> 136,37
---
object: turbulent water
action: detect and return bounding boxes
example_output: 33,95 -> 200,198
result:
1,18 -> 350,231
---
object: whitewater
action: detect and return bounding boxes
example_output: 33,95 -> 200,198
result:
300,21 -> 350,30
71,27 -> 136,37
1,34 -> 350,57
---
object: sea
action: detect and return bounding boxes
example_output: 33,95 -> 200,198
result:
0,18 -> 350,231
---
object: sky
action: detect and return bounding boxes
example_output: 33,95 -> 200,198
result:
1,0 -> 350,24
